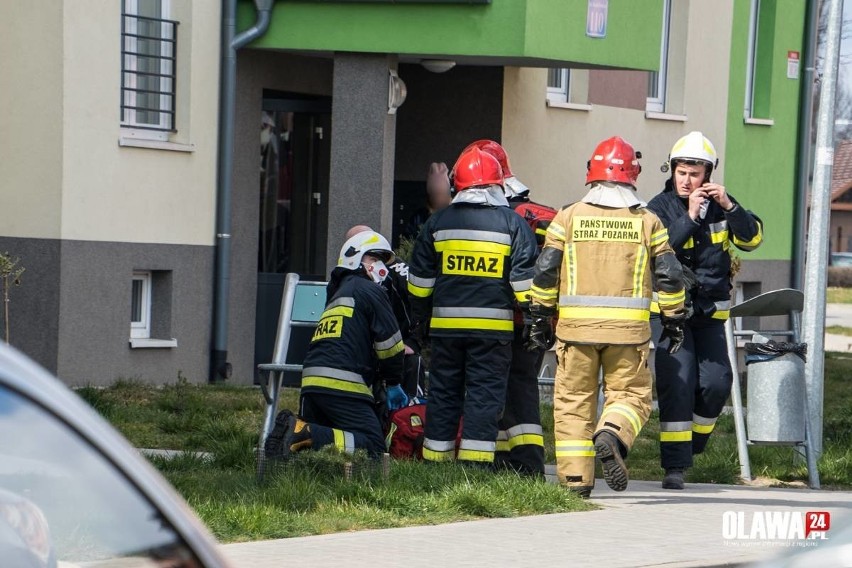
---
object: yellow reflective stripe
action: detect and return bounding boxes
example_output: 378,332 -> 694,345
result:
559,306 -> 649,322
683,237 -> 694,250
507,433 -> 544,448
530,284 -> 558,301
423,447 -> 455,462
430,317 -> 514,331
332,429 -> 354,452
535,227 -> 548,237
302,376 -> 373,397
602,404 -> 642,436
566,243 -> 577,295
632,244 -> 648,298
732,224 -> 763,249
710,230 -> 729,244
514,290 -> 530,302
693,423 -> 716,434
711,310 -> 730,320
660,431 -> 692,442
657,289 -> 685,306
546,221 -> 567,242
434,239 -> 511,256
650,301 -> 660,313
649,228 -> 668,246
555,439 -> 595,457
407,281 -> 434,298
321,306 -> 354,318
376,340 -> 404,360
457,449 -> 494,462
496,440 -> 510,452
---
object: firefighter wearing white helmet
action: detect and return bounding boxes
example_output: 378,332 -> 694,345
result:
647,131 -> 764,490
264,230 -> 407,461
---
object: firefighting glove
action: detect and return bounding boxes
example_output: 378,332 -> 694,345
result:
386,384 -> 409,411
660,316 -> 686,354
524,305 -> 557,352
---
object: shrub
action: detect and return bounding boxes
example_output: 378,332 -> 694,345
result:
828,267 -> 852,287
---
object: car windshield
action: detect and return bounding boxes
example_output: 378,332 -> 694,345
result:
0,384 -> 200,567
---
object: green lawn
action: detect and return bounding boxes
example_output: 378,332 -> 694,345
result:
555,351 -> 851,489
75,378 -> 590,543
75,353 -> 850,541
827,287 -> 852,303
826,325 -> 852,337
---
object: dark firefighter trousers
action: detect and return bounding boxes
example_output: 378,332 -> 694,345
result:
299,391 -> 386,458
651,316 -> 733,469
495,326 -> 546,476
423,336 -> 512,463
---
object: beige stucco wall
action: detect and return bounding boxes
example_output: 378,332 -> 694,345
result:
502,0 -> 734,209
0,2 -> 64,240
59,0 -> 220,246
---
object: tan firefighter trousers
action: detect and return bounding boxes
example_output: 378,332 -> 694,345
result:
553,341 -> 653,489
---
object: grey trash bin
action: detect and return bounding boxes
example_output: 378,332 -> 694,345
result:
744,340 -> 808,443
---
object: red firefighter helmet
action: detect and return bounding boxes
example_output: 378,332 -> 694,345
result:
585,136 -> 642,187
462,139 -> 514,178
452,147 -> 504,192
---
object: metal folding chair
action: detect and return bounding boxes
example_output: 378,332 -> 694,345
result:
255,273 -> 327,481
725,288 -> 820,489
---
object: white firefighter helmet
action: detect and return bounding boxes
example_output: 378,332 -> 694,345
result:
337,231 -> 394,271
665,131 -> 719,173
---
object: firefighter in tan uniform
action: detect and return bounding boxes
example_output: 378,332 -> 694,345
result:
527,137 -> 685,497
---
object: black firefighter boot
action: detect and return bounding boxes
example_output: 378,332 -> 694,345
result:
662,468 -> 686,490
594,431 -> 629,492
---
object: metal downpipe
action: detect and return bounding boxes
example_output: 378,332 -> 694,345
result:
212,0 -> 274,382
791,0 -> 819,290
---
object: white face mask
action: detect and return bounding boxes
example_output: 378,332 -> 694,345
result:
364,260 -> 389,284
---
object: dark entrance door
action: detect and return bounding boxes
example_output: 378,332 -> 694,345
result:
254,94 -> 331,377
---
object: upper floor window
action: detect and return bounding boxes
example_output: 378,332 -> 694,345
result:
121,0 -> 178,137
744,0 -> 774,121
547,68 -> 590,107
547,68 -> 570,104
646,0 -> 671,112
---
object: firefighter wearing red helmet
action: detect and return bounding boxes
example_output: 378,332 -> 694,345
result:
408,147 -> 538,466
463,139 -> 555,477
528,136 -> 685,497
647,132 -> 763,490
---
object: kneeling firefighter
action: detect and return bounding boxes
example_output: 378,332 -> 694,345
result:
264,231 -> 408,459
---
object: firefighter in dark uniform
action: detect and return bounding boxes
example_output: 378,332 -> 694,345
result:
647,131 -> 763,490
408,146 -> 538,465
264,231 -> 408,459
461,139 -> 551,477
346,225 -> 425,399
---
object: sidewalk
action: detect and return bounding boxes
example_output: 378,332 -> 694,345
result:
220,476 -> 852,568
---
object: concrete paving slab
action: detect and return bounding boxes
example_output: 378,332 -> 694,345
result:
220,479 -> 852,568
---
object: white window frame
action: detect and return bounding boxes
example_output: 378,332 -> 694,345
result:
130,271 -> 152,339
121,0 -> 174,140
547,68 -> 570,104
744,0 -> 760,119
646,0 -> 671,113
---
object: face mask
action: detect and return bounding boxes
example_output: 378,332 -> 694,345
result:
364,260 -> 389,284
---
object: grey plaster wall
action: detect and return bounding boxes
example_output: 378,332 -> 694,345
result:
325,53 -> 399,272
54,240 -> 214,386
735,259 -> 793,332
232,51 -> 333,382
0,236 -> 61,373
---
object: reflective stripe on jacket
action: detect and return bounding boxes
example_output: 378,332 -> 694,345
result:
531,201 -> 684,344
407,202 -> 538,339
646,182 -> 763,320
301,268 -> 404,400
